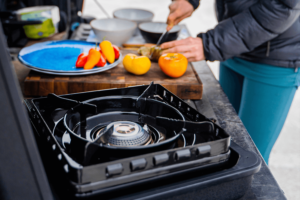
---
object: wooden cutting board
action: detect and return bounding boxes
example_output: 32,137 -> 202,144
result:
24,50 -> 203,99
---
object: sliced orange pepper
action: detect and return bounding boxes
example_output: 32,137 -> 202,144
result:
84,48 -> 101,70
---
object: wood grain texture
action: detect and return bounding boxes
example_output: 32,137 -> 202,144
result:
24,50 -> 203,99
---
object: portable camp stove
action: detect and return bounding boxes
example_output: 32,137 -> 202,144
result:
25,83 -> 261,200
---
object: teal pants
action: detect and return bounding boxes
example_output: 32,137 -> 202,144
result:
219,58 -> 300,164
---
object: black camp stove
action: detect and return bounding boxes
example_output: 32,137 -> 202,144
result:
25,83 -> 261,200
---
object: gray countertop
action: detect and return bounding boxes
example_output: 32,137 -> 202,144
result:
72,23 -> 286,200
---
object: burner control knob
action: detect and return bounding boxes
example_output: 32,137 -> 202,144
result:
153,154 -> 169,166
174,149 -> 191,161
106,163 -> 123,176
130,158 -> 147,171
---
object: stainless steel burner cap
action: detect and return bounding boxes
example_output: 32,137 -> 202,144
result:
96,121 -> 151,146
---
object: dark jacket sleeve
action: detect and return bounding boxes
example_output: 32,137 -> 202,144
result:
198,0 -> 300,61
187,0 -> 200,10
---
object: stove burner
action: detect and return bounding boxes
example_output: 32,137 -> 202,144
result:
116,125 -> 135,134
95,121 -> 151,147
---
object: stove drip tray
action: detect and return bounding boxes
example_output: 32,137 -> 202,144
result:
25,82 -> 261,199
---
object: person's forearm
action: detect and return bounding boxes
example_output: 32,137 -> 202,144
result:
198,0 -> 300,61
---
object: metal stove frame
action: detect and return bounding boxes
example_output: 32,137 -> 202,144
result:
25,83 -> 231,186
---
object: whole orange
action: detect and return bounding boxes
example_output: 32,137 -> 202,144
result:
158,53 -> 188,78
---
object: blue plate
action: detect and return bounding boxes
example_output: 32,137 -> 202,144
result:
18,40 -> 121,74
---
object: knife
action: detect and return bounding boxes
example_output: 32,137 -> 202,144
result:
150,29 -> 169,59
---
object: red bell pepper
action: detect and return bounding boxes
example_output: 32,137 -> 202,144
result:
96,50 -> 106,67
100,50 -> 106,60
75,53 -> 88,68
113,45 -> 120,60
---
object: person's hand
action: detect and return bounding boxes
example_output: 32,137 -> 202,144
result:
167,0 -> 194,31
161,37 -> 205,62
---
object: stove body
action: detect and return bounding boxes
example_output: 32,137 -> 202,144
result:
25,83 -> 261,200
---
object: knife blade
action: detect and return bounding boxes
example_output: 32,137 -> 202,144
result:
150,29 -> 169,59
